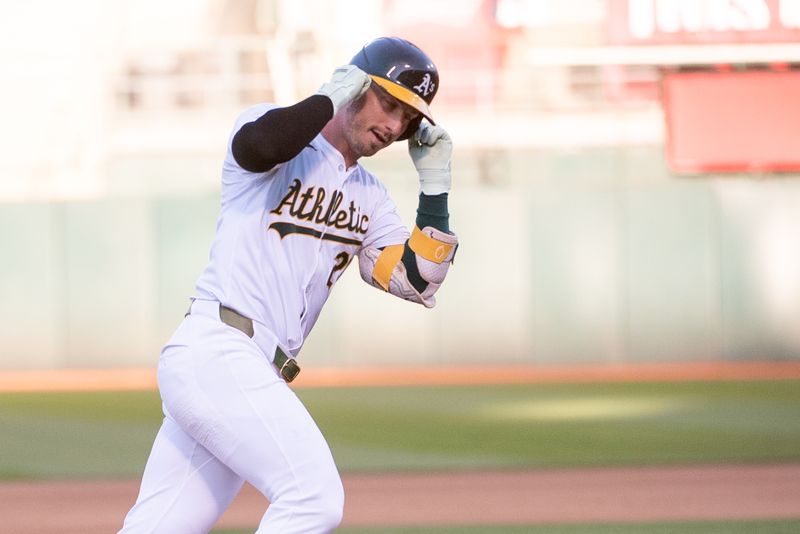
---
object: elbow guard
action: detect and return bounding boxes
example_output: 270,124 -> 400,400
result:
358,226 -> 458,308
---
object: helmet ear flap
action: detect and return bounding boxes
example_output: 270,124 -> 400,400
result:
399,116 -> 423,141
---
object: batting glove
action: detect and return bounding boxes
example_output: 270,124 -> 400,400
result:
316,65 -> 372,115
409,123 -> 452,195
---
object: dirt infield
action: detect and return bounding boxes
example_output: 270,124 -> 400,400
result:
1,464 -> 799,533
2,362 -> 799,532
2,360 -> 800,392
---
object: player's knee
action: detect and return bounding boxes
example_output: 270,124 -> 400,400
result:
306,475 -> 345,530
269,472 -> 344,531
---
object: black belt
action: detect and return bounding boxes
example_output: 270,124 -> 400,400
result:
187,303 -> 301,383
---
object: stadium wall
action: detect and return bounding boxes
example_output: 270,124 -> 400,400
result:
2,147 -> 799,369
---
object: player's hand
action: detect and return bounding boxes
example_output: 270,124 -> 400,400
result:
408,122 -> 452,195
316,65 -> 372,115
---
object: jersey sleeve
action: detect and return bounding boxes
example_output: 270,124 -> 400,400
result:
361,188 -> 410,251
221,103 -> 279,187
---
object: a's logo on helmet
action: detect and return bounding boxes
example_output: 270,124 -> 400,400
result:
413,73 -> 435,98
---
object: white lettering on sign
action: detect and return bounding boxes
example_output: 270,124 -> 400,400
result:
628,0 -> 774,38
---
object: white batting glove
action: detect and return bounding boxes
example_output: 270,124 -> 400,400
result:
408,123 -> 452,195
316,65 -> 372,115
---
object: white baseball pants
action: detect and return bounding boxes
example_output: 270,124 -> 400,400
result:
118,312 -> 344,533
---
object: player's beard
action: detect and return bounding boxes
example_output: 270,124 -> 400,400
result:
342,97 -> 389,160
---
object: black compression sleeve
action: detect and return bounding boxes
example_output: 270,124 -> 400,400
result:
232,94 -> 334,172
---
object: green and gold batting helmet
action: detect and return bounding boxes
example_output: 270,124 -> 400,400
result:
350,37 -> 439,140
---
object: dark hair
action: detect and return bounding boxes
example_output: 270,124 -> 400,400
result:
348,87 -> 369,114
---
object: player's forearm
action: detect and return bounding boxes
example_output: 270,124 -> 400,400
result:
232,95 -> 333,172
415,192 -> 449,233
357,124 -> 457,307
401,192 -> 450,292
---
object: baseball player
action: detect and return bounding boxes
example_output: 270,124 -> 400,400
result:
118,37 -> 457,533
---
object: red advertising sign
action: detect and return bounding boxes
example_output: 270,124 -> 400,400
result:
663,69 -> 800,173
608,0 -> 800,44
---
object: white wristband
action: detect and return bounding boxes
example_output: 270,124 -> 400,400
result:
418,169 -> 452,195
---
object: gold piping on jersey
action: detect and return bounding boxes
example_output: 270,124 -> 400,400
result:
268,222 -> 363,246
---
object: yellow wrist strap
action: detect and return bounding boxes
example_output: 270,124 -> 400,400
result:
408,226 -> 454,264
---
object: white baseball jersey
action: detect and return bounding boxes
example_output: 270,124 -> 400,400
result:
193,103 -> 409,356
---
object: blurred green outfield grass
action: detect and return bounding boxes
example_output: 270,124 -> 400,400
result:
1,379 -> 799,479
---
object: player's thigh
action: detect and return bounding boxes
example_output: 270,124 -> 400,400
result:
221,349 -> 342,502
120,416 -> 243,534
160,338 -> 341,505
